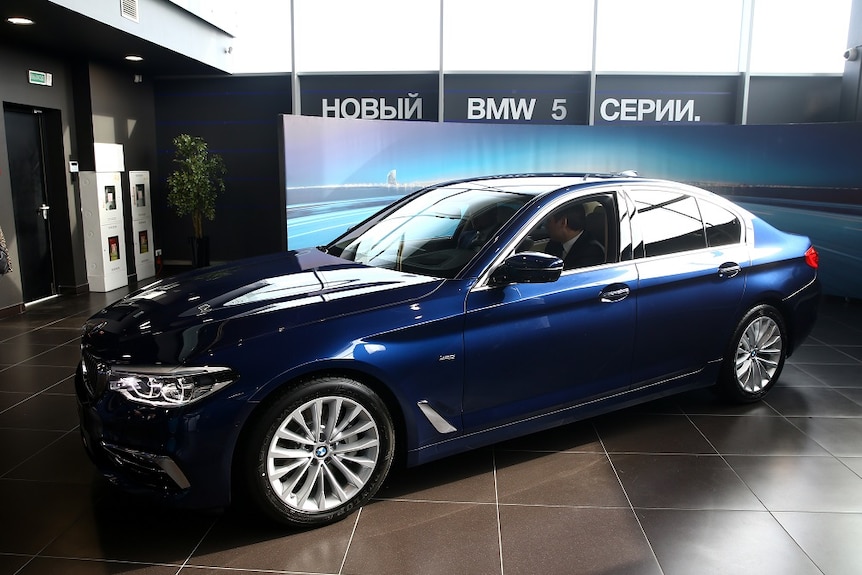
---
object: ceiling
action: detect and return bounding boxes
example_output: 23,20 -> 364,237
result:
1,0 -> 226,77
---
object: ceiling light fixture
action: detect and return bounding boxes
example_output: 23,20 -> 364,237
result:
125,55 -> 144,62
7,17 -> 35,25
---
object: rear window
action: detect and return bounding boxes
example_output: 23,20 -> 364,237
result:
699,199 -> 742,247
634,190 -> 706,256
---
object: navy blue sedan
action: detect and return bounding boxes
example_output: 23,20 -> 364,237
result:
77,173 -> 820,527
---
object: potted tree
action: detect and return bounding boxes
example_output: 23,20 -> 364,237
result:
166,134 -> 226,267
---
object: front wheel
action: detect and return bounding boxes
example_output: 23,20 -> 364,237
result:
243,376 -> 395,527
718,305 -> 787,403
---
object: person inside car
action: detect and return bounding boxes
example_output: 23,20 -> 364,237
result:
544,203 -> 605,269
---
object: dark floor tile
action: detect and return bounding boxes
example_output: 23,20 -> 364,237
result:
378,448 -> 496,503
43,494 -> 216,564
0,553 -> 31,575
808,316 -> 862,346
0,428 -> 65,476
788,416 -> 862,457
495,419 -> 603,453
776,364 -> 828,387
500,506 -> 660,575
837,346 -> 862,361
185,506 -> 355,574
0,391 -> 29,412
726,455 -> 862,512
0,364 -> 76,393
22,344 -> 82,368
840,388 -> 862,406
595,413 -> 717,454
841,457 -> 862,477
611,454 -> 764,510
788,345 -> 859,365
344,500 -> 501,575
795,363 -> 862,388
6,432 -> 97,484
495,451 -> 629,507
0,342 -> 55,365
690,415 -> 830,455
0,480 -> 93,553
764,386 -> 862,417
4,327 -> 81,346
673,388 -> 779,416
0,393 -> 80,431
15,557 -> 179,574
638,509 -> 821,575
775,512 -> 862,575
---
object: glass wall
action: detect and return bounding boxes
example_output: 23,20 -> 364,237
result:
225,0 -> 852,75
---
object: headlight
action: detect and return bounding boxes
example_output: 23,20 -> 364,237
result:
108,366 -> 236,407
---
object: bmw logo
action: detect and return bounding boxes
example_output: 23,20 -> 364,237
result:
315,446 -> 328,458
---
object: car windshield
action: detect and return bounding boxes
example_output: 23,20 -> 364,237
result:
328,184 -> 531,279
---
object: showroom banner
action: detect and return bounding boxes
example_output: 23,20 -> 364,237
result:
443,73 -> 590,125
594,75 -> 739,125
281,115 -> 862,298
299,74 -> 439,121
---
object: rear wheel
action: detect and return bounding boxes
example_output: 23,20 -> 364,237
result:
244,376 -> 394,527
718,305 -> 786,402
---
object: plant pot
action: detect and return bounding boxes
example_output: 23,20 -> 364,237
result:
190,236 -> 210,268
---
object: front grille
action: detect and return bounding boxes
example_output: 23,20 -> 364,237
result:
81,351 -> 109,399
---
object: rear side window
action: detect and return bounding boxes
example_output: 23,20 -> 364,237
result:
634,190 -> 705,257
699,199 -> 742,247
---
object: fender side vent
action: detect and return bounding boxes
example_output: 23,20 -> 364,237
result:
417,400 -> 457,434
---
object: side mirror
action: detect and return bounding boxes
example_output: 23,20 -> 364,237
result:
490,251 -> 563,286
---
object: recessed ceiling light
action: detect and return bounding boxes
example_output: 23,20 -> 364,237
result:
125,55 -> 144,62
6,17 -> 35,25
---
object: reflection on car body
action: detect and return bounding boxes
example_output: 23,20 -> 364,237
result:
77,173 -> 820,527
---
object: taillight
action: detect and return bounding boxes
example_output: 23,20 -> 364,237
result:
804,246 -> 819,269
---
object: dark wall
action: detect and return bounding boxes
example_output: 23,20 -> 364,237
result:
153,75 -> 292,264
87,63 -> 158,277
0,44 -> 84,308
749,76 -> 843,124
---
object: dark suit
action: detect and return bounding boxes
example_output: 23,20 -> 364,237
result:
546,230 -> 605,269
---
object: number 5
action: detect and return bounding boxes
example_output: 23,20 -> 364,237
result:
551,98 -> 567,121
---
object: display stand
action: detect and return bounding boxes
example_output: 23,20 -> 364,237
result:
80,171 -> 129,292
128,170 -> 155,281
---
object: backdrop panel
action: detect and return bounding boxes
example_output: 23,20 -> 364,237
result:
282,115 -> 862,298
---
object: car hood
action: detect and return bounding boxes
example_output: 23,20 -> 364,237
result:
82,248 -> 441,364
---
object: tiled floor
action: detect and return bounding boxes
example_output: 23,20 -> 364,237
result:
1,290 -> 861,575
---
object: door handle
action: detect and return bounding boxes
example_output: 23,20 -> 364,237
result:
600,284 -> 630,303
718,262 -> 741,278
38,204 -> 51,221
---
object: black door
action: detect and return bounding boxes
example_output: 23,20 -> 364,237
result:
4,107 -> 56,302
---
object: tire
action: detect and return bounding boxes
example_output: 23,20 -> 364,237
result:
243,376 -> 395,527
718,305 -> 787,403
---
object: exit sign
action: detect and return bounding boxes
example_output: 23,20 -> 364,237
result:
28,70 -> 53,86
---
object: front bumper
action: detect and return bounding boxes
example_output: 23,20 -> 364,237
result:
75,361 -> 244,509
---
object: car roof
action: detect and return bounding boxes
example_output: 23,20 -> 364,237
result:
435,172 -> 642,197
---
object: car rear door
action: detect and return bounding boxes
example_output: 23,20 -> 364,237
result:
626,185 -> 748,388
461,190 -> 638,432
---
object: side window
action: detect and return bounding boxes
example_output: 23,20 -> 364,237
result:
516,193 -> 618,269
634,190 -> 706,257
699,199 -> 742,247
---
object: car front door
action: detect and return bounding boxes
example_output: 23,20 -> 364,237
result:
461,191 -> 637,433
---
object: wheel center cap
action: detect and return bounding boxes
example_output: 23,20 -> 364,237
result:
314,446 -> 328,458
